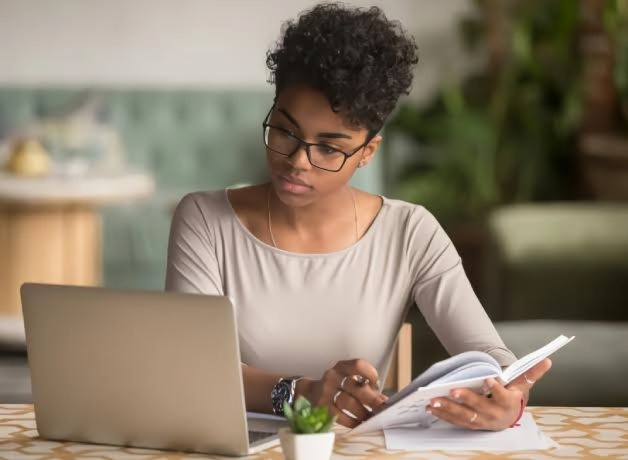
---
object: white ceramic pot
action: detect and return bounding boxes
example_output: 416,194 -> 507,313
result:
278,427 -> 335,460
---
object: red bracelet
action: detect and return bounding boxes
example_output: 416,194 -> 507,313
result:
510,397 -> 526,427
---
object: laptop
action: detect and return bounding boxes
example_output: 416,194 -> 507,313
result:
20,283 -> 285,456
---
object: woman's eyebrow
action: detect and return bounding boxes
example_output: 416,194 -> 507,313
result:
277,107 -> 353,140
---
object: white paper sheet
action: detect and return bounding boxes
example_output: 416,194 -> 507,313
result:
383,412 -> 558,452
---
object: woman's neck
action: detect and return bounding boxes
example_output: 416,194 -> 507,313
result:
268,184 -> 357,235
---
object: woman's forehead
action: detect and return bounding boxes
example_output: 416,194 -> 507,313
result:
274,86 -> 366,135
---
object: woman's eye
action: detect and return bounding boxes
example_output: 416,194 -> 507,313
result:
317,144 -> 340,154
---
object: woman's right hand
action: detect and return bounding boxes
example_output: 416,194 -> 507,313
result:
297,359 -> 388,428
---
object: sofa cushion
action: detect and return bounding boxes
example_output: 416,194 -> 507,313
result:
489,204 -> 628,267
484,203 -> 628,321
496,320 -> 628,407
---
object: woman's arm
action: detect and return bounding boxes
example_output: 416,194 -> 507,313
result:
406,207 -> 552,430
166,194 -> 284,413
407,209 -> 515,366
165,193 -> 223,294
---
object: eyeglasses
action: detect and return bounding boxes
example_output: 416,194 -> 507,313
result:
262,107 -> 371,172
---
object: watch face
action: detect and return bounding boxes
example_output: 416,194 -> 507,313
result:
274,382 -> 291,400
272,381 -> 293,415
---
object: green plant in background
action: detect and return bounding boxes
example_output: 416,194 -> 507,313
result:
606,0 -> 628,122
388,0 -> 585,225
283,396 -> 336,434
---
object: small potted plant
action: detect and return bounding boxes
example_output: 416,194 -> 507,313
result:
279,396 -> 337,460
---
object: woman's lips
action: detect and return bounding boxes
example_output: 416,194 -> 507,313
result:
275,174 -> 312,194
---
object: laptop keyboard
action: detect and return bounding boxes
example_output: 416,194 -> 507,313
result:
248,430 -> 276,444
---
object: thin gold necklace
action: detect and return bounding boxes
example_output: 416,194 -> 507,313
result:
267,185 -> 360,249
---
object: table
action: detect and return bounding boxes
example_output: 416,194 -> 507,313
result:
0,406 -> 626,459
0,171 -> 154,316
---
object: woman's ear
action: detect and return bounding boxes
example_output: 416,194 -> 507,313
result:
357,135 -> 382,168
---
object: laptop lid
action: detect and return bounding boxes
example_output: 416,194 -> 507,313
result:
21,283 -> 278,456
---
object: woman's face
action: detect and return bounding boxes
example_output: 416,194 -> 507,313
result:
265,85 -> 380,207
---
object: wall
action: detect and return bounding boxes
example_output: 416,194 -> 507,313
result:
0,0 -> 472,101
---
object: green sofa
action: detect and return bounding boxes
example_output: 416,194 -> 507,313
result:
484,203 -> 628,407
483,203 -> 628,322
0,87 -> 385,292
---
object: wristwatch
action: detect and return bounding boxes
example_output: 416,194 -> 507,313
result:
270,376 -> 302,416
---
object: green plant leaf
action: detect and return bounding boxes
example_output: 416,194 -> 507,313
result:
282,402 -> 298,432
320,415 -> 337,433
283,396 -> 335,434
295,416 -> 314,434
294,396 -> 310,413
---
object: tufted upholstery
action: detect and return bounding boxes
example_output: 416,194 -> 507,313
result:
0,88 -> 384,291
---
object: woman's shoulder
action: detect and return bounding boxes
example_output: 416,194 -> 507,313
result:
174,188 -> 230,218
173,184 -> 266,230
379,196 -> 443,234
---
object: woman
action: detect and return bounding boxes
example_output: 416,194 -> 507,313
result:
166,3 -> 551,430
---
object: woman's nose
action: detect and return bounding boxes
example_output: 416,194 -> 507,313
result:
288,144 -> 312,170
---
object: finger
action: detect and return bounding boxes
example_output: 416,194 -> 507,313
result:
426,398 -> 483,431
448,387 -> 495,414
333,389 -> 369,421
340,375 -> 387,412
330,390 -> 369,427
481,378 -> 525,427
526,358 -> 552,382
330,404 -> 360,428
482,378 -> 520,408
507,359 -> 552,391
337,359 -> 380,390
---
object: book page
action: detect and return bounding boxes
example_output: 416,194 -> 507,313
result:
348,334 -> 575,436
349,375 -> 494,435
386,350 -> 500,406
502,335 -> 575,383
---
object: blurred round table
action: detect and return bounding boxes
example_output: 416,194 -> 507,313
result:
0,171 -> 154,316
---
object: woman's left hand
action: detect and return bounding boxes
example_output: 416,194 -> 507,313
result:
426,358 -> 552,431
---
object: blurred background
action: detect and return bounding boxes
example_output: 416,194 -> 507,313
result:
0,0 -> 626,408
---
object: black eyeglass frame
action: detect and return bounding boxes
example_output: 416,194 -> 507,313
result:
261,106 -> 374,172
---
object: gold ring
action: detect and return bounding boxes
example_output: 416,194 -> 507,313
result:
469,412 -> 478,423
524,373 -> 536,385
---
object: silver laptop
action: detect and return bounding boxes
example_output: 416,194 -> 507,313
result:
20,283 -> 285,456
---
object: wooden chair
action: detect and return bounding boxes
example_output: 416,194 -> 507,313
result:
384,322 -> 412,393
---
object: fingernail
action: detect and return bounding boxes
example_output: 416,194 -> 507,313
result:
426,408 -> 432,415
432,401 -> 442,408
451,391 -> 461,400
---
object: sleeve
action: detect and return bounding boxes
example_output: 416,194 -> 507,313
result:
407,208 -> 516,367
165,193 -> 224,295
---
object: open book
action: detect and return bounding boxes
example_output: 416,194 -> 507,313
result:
349,334 -> 574,435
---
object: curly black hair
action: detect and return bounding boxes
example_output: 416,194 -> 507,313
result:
266,2 -> 418,134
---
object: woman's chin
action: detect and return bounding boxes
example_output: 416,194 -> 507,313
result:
270,182 -> 315,207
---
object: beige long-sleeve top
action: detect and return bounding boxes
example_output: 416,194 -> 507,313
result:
165,190 -> 516,380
